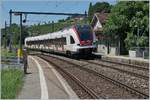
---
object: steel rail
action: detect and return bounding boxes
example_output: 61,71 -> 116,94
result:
85,60 -> 149,80
100,59 -> 149,71
41,54 -> 149,99
39,56 -> 101,99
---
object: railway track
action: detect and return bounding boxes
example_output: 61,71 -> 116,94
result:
39,54 -> 149,99
39,56 -> 100,99
83,60 -> 149,80
99,59 -> 149,71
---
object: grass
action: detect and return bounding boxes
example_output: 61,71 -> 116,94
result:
1,69 -> 24,99
1,48 -> 17,58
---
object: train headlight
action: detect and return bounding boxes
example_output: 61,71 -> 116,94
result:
77,44 -> 80,46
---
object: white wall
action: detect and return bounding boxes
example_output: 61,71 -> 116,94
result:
97,44 -> 108,55
97,44 -> 118,56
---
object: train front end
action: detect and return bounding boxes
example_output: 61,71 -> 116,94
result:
74,25 -> 97,55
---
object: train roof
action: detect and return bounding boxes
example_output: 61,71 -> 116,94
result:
25,24 -> 91,42
25,29 -> 71,41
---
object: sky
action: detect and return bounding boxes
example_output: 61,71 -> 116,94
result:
1,0 -> 117,28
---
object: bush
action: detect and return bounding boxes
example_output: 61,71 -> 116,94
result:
124,32 -> 137,50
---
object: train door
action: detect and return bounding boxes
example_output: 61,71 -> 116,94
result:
64,35 -> 70,51
66,35 -> 75,51
66,35 -> 70,45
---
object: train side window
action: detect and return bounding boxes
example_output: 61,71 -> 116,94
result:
70,36 -> 75,44
61,37 -> 66,45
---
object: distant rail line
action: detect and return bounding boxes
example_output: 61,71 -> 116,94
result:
83,60 -> 149,80
99,59 -> 149,71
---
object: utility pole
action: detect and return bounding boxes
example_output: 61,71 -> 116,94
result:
9,9 -> 12,52
137,26 -> 140,47
17,13 -> 23,64
20,14 -> 23,51
52,21 -> 54,32
4,21 -> 7,49
84,11 -> 87,24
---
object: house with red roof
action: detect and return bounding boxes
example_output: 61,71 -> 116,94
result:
91,12 -> 118,55
91,12 -> 108,32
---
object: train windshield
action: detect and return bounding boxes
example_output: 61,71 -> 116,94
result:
76,25 -> 93,41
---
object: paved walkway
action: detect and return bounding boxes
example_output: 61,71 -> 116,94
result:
105,55 -> 149,63
17,56 -> 41,99
17,55 -> 78,99
94,52 -> 149,63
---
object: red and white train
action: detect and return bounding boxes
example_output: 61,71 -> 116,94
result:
25,24 -> 97,56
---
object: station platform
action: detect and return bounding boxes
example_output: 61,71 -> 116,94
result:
93,52 -> 149,67
105,55 -> 149,62
17,55 -> 78,99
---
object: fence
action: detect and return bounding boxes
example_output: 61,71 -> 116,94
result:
95,38 -> 119,55
129,47 -> 149,59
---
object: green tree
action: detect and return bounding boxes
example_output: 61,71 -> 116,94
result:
88,2 -> 111,22
9,24 -> 29,46
11,24 -> 20,45
103,1 -> 149,54
88,2 -> 93,21
125,2 -> 149,49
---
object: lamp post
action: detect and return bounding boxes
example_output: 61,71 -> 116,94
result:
52,21 -> 54,32
9,9 -> 12,52
4,21 -> 7,49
